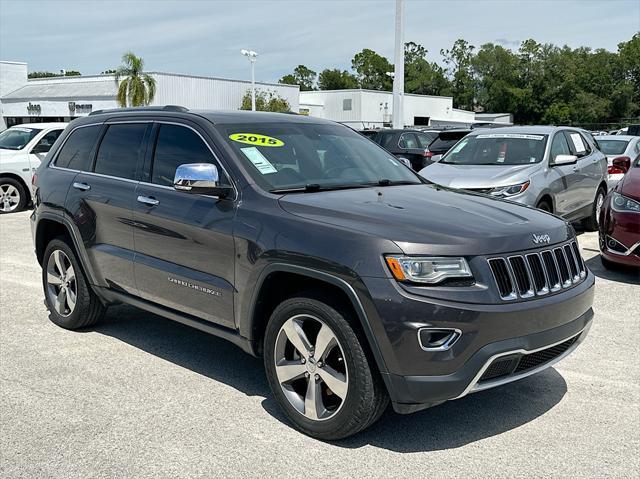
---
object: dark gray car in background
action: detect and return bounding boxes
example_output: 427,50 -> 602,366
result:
419,126 -> 608,230
31,108 -> 594,439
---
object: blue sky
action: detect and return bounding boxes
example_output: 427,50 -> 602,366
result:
1,0 -> 638,82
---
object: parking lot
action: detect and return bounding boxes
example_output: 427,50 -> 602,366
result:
1,210 -> 638,478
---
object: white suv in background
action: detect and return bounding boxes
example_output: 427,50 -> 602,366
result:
0,123 -> 67,213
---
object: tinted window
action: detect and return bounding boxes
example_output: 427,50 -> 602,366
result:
399,133 -> 418,149
550,132 -> 571,160
94,124 -> 147,179
416,132 -> 437,148
597,139 -> 629,155
151,125 -> 215,186
55,125 -> 101,171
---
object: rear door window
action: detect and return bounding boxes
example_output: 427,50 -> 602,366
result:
94,123 -> 148,180
399,133 -> 419,149
564,131 -> 590,157
55,125 -> 102,171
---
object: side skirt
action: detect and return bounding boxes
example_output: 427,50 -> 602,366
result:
95,287 -> 257,356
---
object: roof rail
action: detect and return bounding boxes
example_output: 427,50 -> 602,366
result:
89,105 -> 189,116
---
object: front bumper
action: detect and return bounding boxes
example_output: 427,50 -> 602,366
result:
360,267 -> 595,413
387,310 -> 592,413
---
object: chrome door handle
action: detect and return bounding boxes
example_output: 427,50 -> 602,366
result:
137,195 -> 159,206
72,182 -> 91,191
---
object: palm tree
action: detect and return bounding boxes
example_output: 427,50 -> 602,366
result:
114,52 -> 156,107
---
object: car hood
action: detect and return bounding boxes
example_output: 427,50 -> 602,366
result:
0,149 -> 25,162
278,184 -> 572,256
617,167 -> 640,201
419,162 -> 538,189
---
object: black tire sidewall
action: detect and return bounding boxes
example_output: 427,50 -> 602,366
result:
264,297 -> 376,440
42,238 -> 95,329
0,178 -> 28,214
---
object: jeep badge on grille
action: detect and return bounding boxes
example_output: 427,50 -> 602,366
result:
532,233 -> 551,244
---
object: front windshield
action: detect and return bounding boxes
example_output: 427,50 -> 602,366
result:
597,139 -> 629,155
440,133 -> 548,165
0,127 -> 39,150
217,122 -> 422,192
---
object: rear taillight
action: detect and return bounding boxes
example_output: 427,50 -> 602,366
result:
32,173 -> 38,187
608,156 -> 631,175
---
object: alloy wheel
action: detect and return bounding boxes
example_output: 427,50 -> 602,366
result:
274,314 -> 348,421
595,191 -> 604,225
0,183 -> 20,212
46,250 -> 77,317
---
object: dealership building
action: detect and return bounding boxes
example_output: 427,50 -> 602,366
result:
0,61 -> 300,130
1,60 -> 509,130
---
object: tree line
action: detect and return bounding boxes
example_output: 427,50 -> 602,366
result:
279,33 -> 640,126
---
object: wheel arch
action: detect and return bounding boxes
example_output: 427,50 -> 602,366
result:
245,264 -> 389,377
536,191 -> 555,212
0,172 -> 31,201
34,213 -> 98,286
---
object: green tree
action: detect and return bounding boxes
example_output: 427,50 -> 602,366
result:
440,39 -> 476,109
318,69 -> 358,90
351,48 -> 393,90
618,33 -> 640,113
28,70 -> 81,78
114,52 -> 156,107
240,90 -> 291,112
278,65 -> 317,91
102,69 -> 117,74
404,42 -> 450,96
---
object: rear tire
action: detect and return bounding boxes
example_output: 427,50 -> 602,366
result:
0,177 -> 28,214
582,187 -> 606,232
42,238 -> 105,330
264,295 -> 388,440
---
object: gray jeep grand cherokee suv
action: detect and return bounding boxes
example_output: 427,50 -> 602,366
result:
31,107 -> 594,440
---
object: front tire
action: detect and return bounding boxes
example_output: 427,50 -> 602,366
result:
582,187 -> 606,231
0,178 -> 27,214
42,238 -> 105,329
264,295 -> 388,440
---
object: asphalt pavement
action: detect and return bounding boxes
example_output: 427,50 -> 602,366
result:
1,210 -> 639,478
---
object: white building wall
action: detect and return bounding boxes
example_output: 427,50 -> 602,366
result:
149,72 -> 299,111
299,89 -> 475,128
0,61 -> 28,130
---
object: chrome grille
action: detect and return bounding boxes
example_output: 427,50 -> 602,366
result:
488,241 -> 586,301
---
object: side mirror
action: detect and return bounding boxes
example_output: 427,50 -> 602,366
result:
552,154 -> 577,166
173,163 -> 232,198
31,143 -> 50,154
611,156 -> 631,174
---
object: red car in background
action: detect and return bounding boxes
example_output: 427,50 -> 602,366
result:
599,155 -> 640,269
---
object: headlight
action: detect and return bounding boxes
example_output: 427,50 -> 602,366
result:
490,180 -> 530,197
611,192 -> 640,213
385,256 -> 472,284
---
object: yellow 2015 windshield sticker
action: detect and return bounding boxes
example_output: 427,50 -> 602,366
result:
229,133 -> 284,147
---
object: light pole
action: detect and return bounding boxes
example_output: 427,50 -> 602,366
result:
392,0 -> 404,129
241,49 -> 258,111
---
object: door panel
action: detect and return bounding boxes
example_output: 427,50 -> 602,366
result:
133,184 -> 236,327
65,173 -> 138,294
132,122 -> 237,327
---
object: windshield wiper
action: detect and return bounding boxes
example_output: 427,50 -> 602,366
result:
269,183 -> 371,194
373,179 -> 422,186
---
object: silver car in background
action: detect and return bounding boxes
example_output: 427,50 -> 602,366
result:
418,126 -> 608,230
594,135 -> 640,189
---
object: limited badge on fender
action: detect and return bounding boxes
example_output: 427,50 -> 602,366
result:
229,133 -> 284,147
